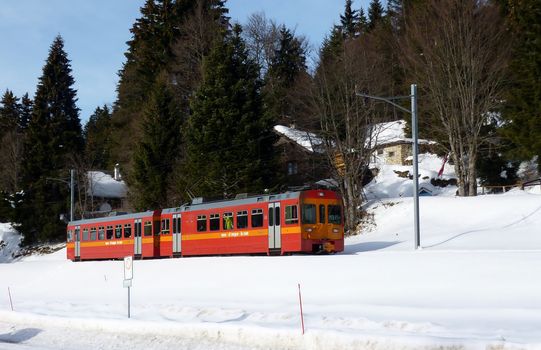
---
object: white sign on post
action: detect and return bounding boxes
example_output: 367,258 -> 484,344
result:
123,256 -> 133,318
124,256 -> 133,281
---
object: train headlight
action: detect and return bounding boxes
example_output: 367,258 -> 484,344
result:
305,228 -> 313,232
333,228 -> 339,233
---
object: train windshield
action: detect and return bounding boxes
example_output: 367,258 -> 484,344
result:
328,205 -> 342,224
301,204 -> 316,224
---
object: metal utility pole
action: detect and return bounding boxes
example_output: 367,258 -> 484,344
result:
410,85 -> 420,250
70,169 -> 75,222
356,84 -> 421,249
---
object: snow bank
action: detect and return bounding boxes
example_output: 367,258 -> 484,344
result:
365,152 -> 457,199
0,223 -> 21,263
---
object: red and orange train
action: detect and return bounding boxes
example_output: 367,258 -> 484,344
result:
66,189 -> 344,261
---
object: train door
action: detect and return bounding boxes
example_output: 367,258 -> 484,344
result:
172,214 -> 181,257
74,226 -> 81,260
134,219 -> 142,258
268,202 -> 281,254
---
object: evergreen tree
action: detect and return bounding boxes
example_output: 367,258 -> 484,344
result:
319,27 -> 345,67
19,93 -> 33,130
502,0 -> 541,169
110,0 -> 229,172
84,105 -> 112,169
357,8 -> 369,35
184,25 -> 275,198
368,0 -> 385,31
17,35 -> 83,245
264,26 -> 307,124
131,74 -> 182,210
0,90 -> 20,137
340,0 -> 360,38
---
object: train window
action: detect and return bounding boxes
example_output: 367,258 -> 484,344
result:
275,207 -> 280,226
251,209 -> 263,227
319,205 -> 326,224
144,221 -> 152,236
237,211 -> 248,229
161,219 -> 170,234
285,205 -> 298,224
268,208 -> 274,226
115,225 -> 122,239
98,226 -> 105,240
134,221 -> 141,237
328,205 -> 342,224
82,229 -> 89,241
154,221 -> 160,235
106,226 -> 113,239
124,224 -> 132,238
223,212 -> 233,230
209,214 -> 220,231
90,228 -> 97,241
173,216 -> 181,234
67,230 -> 73,242
301,204 -> 316,224
197,215 -> 207,232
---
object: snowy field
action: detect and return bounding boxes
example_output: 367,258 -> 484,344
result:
1,160 -> 541,349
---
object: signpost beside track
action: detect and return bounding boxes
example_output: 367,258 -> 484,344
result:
124,256 -> 133,318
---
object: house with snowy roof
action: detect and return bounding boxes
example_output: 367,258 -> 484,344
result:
86,167 -> 128,216
273,124 -> 329,187
370,120 -> 436,166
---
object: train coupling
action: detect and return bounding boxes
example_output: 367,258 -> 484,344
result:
323,241 -> 335,253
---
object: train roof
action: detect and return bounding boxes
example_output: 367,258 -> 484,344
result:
68,210 -> 156,226
68,189 -> 338,226
162,191 -> 303,213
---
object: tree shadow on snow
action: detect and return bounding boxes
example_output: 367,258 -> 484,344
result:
342,241 -> 402,254
0,328 -> 42,344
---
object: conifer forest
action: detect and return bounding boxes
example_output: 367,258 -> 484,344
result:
0,0 -> 539,244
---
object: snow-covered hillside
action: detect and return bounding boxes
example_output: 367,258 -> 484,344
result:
1,157 -> 541,349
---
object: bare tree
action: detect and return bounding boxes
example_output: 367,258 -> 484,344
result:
311,35 -> 391,231
0,131 -> 24,193
243,12 -> 310,78
400,0 -> 509,196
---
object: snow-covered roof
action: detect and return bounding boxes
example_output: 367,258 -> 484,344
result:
87,171 -> 127,199
371,120 -> 435,148
274,125 -> 323,153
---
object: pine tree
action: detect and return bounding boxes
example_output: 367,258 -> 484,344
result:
17,35 -> 83,244
0,90 -> 20,137
357,8 -> 368,35
84,105 -> 112,169
368,0 -> 385,31
110,0 -> 229,172
502,0 -> 541,169
19,93 -> 33,130
340,0 -> 360,38
264,26 -> 307,125
131,73 -> 182,210
320,27 -> 345,67
184,25 -> 275,198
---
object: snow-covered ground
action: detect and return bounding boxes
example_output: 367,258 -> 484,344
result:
1,159 -> 541,349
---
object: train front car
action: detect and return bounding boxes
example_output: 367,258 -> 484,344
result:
297,189 -> 344,254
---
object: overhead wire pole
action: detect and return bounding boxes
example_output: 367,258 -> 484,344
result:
70,169 -> 75,222
356,84 -> 420,250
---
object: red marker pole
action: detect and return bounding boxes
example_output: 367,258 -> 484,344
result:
298,283 -> 305,335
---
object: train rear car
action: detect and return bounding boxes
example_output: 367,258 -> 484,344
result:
66,210 -> 160,261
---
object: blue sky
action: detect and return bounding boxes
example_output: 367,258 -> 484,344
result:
0,0 -> 371,123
